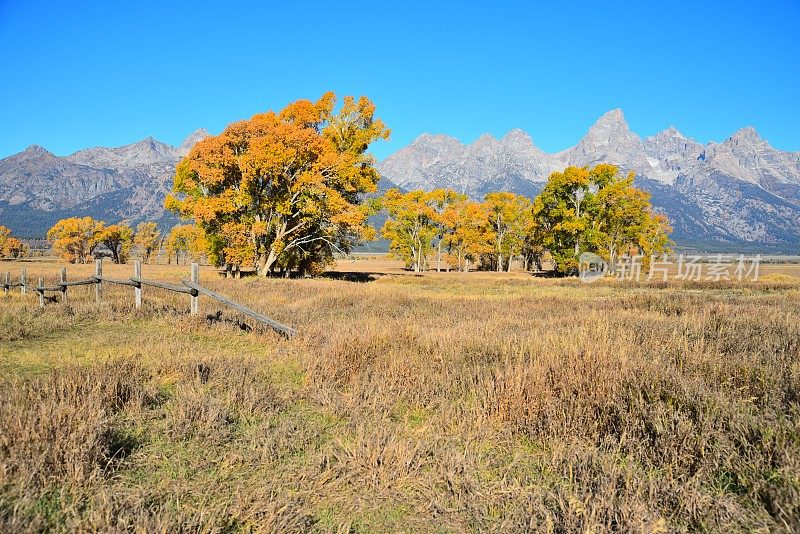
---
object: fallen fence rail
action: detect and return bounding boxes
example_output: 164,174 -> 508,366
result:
182,280 -> 296,338
3,260 -> 296,337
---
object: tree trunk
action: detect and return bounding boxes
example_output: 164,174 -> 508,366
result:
608,246 -> 617,274
437,241 -> 442,273
260,248 -> 278,277
497,254 -> 503,272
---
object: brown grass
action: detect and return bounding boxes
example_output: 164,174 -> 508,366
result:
1,259 -> 799,531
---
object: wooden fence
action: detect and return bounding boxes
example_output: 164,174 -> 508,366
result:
2,260 -> 296,338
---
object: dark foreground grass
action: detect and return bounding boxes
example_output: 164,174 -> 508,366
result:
1,262 -> 800,532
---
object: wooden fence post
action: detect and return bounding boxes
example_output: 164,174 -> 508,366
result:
37,277 -> 44,308
20,267 -> 27,295
3,272 -> 9,295
134,260 -> 142,308
60,267 -> 67,302
190,263 -> 199,315
95,259 -> 102,303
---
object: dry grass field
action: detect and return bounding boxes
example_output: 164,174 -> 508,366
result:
1,258 -> 800,532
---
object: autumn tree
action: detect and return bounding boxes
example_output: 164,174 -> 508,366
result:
639,213 -> 673,271
380,189 -> 439,272
427,189 -> 467,272
134,222 -> 161,263
440,199 -> 491,272
3,237 -> 28,258
593,168 -> 657,272
532,164 -> 672,275
532,166 -> 604,274
96,223 -> 134,264
47,216 -> 103,264
483,192 -> 532,271
520,215 -> 547,272
165,224 -> 208,265
0,226 -> 28,258
0,226 -> 10,251
166,92 -> 390,277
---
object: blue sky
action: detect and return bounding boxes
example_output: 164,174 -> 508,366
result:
1,0 -> 798,160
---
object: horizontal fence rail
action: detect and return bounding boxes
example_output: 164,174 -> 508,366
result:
2,260 -> 295,338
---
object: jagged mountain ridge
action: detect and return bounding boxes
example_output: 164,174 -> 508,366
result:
0,130 -> 210,236
1,113 -> 798,251
377,110 -> 800,250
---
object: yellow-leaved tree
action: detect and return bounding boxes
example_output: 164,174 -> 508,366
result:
439,199 -> 491,272
429,189 -> 468,272
47,217 -> 103,264
165,224 -> 208,265
95,223 -> 134,264
134,222 -> 161,263
166,92 -> 390,276
0,226 -> 28,258
532,164 -> 672,275
483,192 -> 532,271
380,189 -> 440,272
0,226 -> 9,250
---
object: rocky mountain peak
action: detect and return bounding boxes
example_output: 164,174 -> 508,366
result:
19,145 -> 53,159
590,108 -> 628,130
180,128 -> 211,152
644,127 -> 703,179
560,109 -> 650,175
728,126 -> 764,145
660,126 -> 685,139
501,128 -> 535,147
568,109 -> 639,157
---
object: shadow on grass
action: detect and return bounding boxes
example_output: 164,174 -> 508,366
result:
320,271 -> 380,283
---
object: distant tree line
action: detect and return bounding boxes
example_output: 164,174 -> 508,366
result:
42,217 -> 209,265
380,164 -> 671,274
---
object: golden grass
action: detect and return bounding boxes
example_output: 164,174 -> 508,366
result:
1,259 -> 799,532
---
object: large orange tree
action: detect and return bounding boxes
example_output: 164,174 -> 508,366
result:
166,93 -> 390,276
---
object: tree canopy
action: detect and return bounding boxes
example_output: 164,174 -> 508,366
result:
46,217 -> 143,264
483,192 -> 531,272
164,224 -> 208,265
46,217 -> 103,264
0,226 -> 28,259
96,223 -> 133,264
134,222 -> 161,263
380,189 -> 442,272
532,164 -> 671,274
166,92 -> 390,276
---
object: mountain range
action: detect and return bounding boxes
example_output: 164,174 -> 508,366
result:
378,110 -> 800,251
1,111 -> 799,251
0,130 -> 209,237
